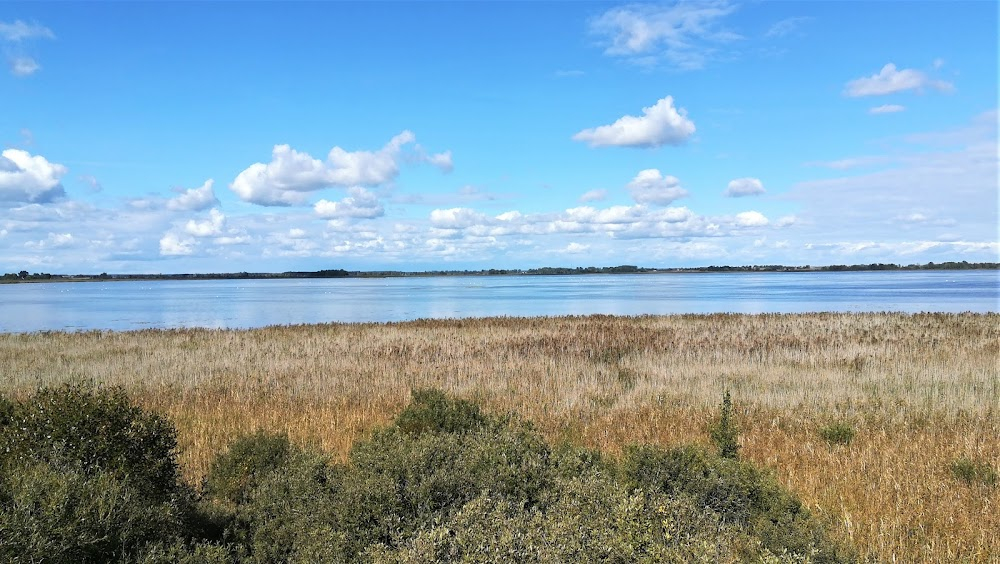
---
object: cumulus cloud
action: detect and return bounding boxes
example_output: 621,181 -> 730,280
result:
0,149 -> 67,203
24,232 -> 74,250
589,2 -> 740,69
573,96 -> 696,148
159,232 -> 194,256
184,209 -> 226,237
565,242 -> 590,253
735,210 -> 769,227
314,187 -> 384,219
626,169 -> 689,205
423,150 -> 453,173
430,207 -> 489,229
579,189 -> 607,203
844,63 -> 953,97
869,104 -> 905,115
723,177 -> 765,197
230,131 -> 450,206
167,179 -> 218,211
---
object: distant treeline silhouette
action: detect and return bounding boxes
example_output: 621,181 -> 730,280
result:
2,260 -> 996,283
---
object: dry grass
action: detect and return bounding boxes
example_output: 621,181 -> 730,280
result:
1,313 -> 997,562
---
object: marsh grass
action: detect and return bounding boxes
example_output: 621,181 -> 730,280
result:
1,313 -> 997,562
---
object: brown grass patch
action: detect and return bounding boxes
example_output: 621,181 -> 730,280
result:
2,313 -> 997,561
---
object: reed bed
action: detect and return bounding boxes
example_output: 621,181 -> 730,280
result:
1,313 -> 997,562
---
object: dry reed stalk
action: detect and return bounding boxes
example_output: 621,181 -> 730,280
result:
1,313 -> 997,562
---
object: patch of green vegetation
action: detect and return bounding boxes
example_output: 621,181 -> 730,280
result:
0,385 -> 855,563
819,422 -> 856,447
950,456 -> 998,488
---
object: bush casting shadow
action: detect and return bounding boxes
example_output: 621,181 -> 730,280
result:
0,385 -> 855,563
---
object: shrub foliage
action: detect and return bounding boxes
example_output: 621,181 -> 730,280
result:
0,385 -> 855,563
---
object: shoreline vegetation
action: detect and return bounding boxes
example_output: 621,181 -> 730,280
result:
2,260 -> 997,284
1,313 -> 997,561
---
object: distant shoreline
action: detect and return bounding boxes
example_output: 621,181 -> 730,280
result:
2,261 -> 997,284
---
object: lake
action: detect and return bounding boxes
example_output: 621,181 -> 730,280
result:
1,270 -> 997,333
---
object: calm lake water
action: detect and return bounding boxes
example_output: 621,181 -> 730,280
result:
1,270 -> 997,333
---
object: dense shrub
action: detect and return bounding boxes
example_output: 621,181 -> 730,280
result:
0,462 -> 187,563
622,444 -> 853,563
204,430 -> 295,505
1,382 -> 180,502
2,385 -> 854,563
393,387 -> 487,435
0,384 -> 202,563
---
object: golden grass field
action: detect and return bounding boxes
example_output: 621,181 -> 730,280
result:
1,313 -> 997,562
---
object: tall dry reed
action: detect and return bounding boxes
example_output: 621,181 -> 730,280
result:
1,313 -> 997,562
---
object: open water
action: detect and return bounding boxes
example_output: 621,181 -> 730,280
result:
0,270 -> 996,333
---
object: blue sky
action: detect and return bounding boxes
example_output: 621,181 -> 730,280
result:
1,1 -> 997,273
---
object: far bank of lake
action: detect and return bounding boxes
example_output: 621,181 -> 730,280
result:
1,270 -> 996,333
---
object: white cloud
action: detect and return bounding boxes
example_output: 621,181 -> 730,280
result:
184,209 -> 226,237
789,111 -> 997,244
573,96 -> 696,148
159,233 -> 194,256
0,149 -> 67,203
844,63 -> 954,97
25,232 -> 74,250
424,150 -> 453,173
805,155 -> 892,170
230,131 -> 449,206
1,20 -> 55,77
627,169 -> 689,205
10,56 -> 39,76
0,20 -> 54,42
429,207 -> 489,229
314,187 -> 384,219
765,16 -> 811,38
565,242 -> 590,253
167,179 -> 218,211
869,104 -> 905,115
589,2 -> 740,69
723,177 -> 765,197
775,215 -> 797,228
579,189 -> 607,203
735,211 -> 769,227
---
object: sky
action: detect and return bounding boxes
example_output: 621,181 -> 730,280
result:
1,1 -> 997,274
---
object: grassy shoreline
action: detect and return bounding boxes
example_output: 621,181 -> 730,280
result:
2,313 -> 997,562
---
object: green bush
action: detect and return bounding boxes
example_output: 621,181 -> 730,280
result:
225,449 -> 343,563
819,423 -> 856,447
0,461 -> 186,563
622,444 -> 853,563
1,382 -> 180,502
2,385 -> 857,562
0,384 -> 205,563
334,415 -> 552,555
393,388 -> 487,436
950,456 -> 998,488
204,430 -> 295,505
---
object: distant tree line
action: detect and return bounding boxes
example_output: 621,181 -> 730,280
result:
1,261 -> 996,284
